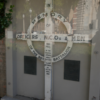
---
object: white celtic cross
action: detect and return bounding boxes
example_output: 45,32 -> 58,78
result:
16,0 -> 97,100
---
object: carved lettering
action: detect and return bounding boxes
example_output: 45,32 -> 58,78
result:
65,37 -> 67,40
32,35 -> 38,39
77,36 -> 81,41
37,15 -> 41,20
81,36 -> 85,41
32,19 -> 36,24
53,47 -> 70,62
54,36 -> 58,40
32,50 -> 38,56
29,45 -> 33,50
64,18 -> 67,22
25,35 -> 30,39
44,35 -> 53,40
58,15 -> 62,19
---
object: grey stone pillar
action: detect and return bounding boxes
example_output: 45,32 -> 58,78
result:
89,6 -> 100,100
5,0 -> 17,97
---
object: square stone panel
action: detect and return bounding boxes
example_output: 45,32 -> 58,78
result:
24,56 -> 37,75
64,60 -> 80,81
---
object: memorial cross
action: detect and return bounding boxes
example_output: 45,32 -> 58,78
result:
16,0 -> 97,100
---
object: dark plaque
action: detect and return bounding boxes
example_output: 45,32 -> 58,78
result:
64,60 -> 80,81
24,56 -> 37,75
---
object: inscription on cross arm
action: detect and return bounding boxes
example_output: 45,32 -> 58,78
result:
16,32 -> 96,43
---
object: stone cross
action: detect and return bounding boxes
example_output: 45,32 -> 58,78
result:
16,0 -> 97,100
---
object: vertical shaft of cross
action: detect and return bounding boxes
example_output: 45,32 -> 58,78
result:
44,0 -> 53,100
44,42 -> 52,100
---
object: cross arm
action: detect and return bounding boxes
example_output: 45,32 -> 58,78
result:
16,31 -> 96,43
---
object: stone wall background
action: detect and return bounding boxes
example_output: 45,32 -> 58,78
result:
0,38 -> 6,97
